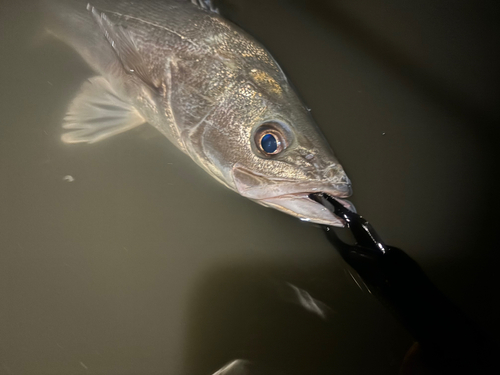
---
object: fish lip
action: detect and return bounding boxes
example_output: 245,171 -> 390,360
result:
260,191 -> 349,203
232,164 -> 354,226
259,192 -> 355,215
232,164 -> 353,200
251,186 -> 352,200
258,192 -> 355,226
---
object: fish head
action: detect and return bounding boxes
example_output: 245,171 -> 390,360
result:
230,110 -> 354,227
193,77 -> 353,226
178,36 -> 353,226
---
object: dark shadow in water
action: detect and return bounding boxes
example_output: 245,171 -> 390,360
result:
182,259 -> 411,375
285,0 -> 500,141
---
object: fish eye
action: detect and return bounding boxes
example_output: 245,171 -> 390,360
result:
261,133 -> 278,153
254,122 -> 287,156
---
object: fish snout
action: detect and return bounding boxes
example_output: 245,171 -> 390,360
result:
328,181 -> 353,197
321,165 -> 353,197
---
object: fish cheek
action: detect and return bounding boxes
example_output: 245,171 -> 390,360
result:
197,124 -> 250,186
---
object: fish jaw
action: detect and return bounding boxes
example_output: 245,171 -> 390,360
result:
259,193 -> 355,226
232,165 -> 354,226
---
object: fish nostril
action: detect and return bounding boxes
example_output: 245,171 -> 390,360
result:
340,174 -> 350,183
322,166 -> 351,184
324,168 -> 339,180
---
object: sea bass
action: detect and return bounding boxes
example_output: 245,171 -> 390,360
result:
43,0 -> 353,226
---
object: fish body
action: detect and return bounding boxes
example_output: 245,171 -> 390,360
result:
43,0 -> 353,225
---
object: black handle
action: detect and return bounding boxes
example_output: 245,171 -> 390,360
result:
309,193 -> 496,373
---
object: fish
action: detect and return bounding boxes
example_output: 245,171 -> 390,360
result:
42,0 -> 354,226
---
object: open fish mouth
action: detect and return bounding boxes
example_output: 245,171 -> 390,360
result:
233,166 -> 354,226
258,191 -> 355,226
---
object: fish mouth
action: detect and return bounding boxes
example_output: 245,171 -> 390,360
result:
233,165 -> 354,226
258,191 -> 355,226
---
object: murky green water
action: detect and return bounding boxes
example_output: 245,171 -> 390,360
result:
1,1 -> 498,374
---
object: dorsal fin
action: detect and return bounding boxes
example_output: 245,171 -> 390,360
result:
87,3 -> 159,90
190,0 -> 219,13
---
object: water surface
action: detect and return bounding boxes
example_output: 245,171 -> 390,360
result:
1,0 -> 498,374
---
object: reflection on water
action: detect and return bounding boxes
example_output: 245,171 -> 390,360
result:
0,0 -> 498,374
211,359 -> 250,375
183,262 -> 403,375
280,282 -> 332,320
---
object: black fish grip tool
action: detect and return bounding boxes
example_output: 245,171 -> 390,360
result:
309,193 -> 495,374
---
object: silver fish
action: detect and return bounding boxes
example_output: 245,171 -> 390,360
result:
43,0 -> 354,226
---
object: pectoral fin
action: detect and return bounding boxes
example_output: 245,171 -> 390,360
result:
62,76 -> 145,144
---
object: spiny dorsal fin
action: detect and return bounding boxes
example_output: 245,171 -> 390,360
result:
62,76 -> 145,144
87,3 -> 159,90
190,0 -> 219,13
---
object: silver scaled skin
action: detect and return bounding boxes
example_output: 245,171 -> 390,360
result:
43,0 -> 353,226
